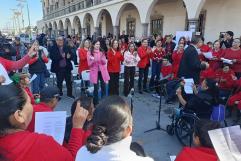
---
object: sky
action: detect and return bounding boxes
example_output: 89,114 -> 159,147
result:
0,0 -> 42,30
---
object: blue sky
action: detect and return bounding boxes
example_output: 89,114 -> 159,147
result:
0,0 -> 42,29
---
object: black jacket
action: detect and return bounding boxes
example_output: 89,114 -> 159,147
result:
49,45 -> 73,73
178,45 -> 205,84
185,90 -> 214,119
29,50 -> 47,74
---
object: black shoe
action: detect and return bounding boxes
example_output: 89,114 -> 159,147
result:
139,91 -> 143,94
60,92 -> 63,96
67,95 -> 75,99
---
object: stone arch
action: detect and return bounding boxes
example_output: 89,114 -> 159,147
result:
73,16 -> 82,36
64,18 -> 72,36
58,20 -> 64,36
83,13 -> 95,37
145,0 -> 187,36
115,3 -> 142,37
96,9 -> 113,36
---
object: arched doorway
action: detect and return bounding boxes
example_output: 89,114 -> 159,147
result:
73,16 -> 82,37
64,18 -> 72,36
83,13 -> 94,38
146,0 -> 187,36
58,20 -> 64,36
116,3 -> 142,38
96,9 -> 113,37
53,21 -> 58,37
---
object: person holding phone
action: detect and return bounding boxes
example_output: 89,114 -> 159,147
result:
28,41 -> 49,95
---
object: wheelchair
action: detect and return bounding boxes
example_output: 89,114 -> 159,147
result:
166,107 -> 200,147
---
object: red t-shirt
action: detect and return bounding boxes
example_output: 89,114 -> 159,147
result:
161,64 -> 173,80
137,46 -> 151,68
215,69 -> 236,90
175,147 -> 218,161
27,102 -> 53,132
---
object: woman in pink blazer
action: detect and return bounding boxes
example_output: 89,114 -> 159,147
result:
87,40 -> 110,105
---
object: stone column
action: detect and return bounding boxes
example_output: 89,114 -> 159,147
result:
188,19 -> 199,33
64,29 -> 68,37
95,27 -> 100,37
71,29 -> 75,36
113,26 -> 120,39
142,23 -> 149,38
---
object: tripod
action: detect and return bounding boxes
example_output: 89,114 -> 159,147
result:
144,92 -> 166,133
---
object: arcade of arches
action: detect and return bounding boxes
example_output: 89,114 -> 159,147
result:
41,0 -> 241,42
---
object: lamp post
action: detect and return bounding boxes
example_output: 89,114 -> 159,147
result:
16,0 -> 31,36
17,3 -> 25,30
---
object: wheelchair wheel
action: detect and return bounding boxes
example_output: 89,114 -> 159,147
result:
166,125 -> 174,136
175,116 -> 194,146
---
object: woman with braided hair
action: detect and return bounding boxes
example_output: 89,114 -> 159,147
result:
76,96 -> 154,161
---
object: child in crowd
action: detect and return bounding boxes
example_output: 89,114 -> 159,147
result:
64,96 -> 94,145
11,72 -> 36,104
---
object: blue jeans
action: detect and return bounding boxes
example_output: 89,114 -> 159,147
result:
149,61 -> 161,90
32,73 -> 45,94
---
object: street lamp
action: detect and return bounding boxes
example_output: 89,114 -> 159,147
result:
17,3 -> 25,30
16,0 -> 31,36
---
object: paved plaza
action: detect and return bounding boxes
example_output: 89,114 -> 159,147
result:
55,89 -> 182,161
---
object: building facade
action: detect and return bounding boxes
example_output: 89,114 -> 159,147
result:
39,0 -> 241,42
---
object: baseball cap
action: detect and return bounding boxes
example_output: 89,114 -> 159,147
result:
40,86 -> 61,102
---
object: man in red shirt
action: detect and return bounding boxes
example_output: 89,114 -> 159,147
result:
27,86 -> 61,132
138,39 -> 151,94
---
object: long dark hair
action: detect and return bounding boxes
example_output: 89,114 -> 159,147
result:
194,119 -> 220,148
90,40 -> 103,57
86,96 -> 132,154
110,39 -> 120,51
0,84 -> 27,135
205,79 -> 219,106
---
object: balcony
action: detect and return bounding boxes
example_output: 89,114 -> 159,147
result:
43,0 -> 113,21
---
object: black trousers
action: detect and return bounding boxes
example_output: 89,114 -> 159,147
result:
56,70 -> 72,96
138,66 -> 149,91
93,72 -> 106,105
109,72 -> 120,95
124,66 -> 135,96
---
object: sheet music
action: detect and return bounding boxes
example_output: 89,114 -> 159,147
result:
203,52 -> 213,59
184,79 -> 194,94
35,111 -> 67,145
208,126 -> 241,161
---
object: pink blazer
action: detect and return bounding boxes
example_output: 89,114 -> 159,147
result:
87,50 -> 110,84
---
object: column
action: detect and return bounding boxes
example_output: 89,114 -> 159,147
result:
71,29 -> 75,35
64,29 -> 68,37
188,19 -> 199,33
113,26 -> 120,39
142,23 -> 149,38
95,27 -> 100,37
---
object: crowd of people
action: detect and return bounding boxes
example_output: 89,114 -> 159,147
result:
0,29 -> 241,161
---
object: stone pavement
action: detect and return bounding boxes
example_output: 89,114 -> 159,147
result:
55,90 -> 183,161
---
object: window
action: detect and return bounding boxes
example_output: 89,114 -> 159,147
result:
126,18 -> 136,37
197,10 -> 207,36
151,17 -> 163,35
